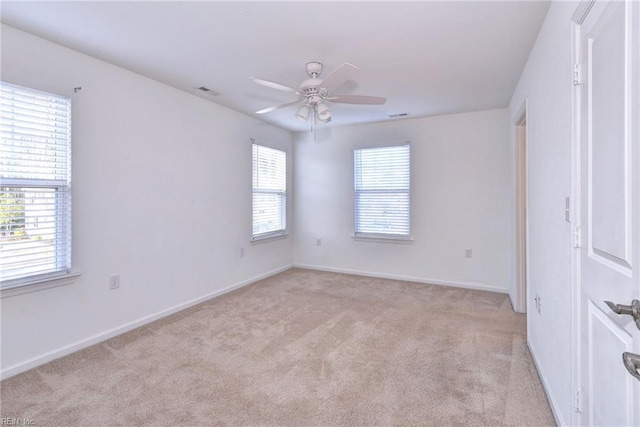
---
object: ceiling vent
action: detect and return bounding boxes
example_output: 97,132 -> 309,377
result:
388,112 -> 410,118
196,86 -> 220,96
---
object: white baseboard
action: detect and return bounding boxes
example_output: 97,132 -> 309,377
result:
528,340 -> 566,426
508,293 -> 526,314
0,264 -> 293,380
293,263 -> 507,294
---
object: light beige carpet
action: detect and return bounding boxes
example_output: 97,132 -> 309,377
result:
1,268 -> 555,426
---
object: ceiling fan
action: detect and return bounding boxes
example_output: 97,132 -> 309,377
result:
249,62 -> 386,128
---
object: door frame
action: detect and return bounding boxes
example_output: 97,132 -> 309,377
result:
514,101 -> 528,315
570,2 -> 595,425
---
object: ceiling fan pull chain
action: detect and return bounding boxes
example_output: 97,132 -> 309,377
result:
312,108 -> 316,141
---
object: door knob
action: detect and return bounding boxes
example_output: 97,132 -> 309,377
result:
604,299 -> 640,331
623,352 -> 640,381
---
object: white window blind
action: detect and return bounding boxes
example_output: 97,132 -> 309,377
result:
354,144 -> 410,238
0,82 -> 71,286
252,143 -> 286,239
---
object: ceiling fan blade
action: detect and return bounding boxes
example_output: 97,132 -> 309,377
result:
328,94 -> 387,105
248,77 -> 297,93
256,100 -> 302,114
320,63 -> 358,93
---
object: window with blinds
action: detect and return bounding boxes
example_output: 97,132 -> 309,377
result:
252,143 -> 286,240
1,82 -> 72,286
354,144 -> 410,238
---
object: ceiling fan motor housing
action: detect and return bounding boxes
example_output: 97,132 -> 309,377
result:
299,78 -> 325,105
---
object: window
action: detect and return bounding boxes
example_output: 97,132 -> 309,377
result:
1,82 -> 72,287
354,144 -> 410,239
252,143 -> 286,240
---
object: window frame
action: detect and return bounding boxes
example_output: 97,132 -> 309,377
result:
251,142 -> 287,242
1,82 -> 78,297
353,143 -> 412,243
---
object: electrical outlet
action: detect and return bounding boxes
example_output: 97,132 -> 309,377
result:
316,238 -> 322,246
240,247 -> 245,257
534,294 -> 541,314
109,274 -> 120,290
465,248 -> 472,258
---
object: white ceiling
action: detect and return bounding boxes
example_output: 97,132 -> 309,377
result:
0,1 -> 550,132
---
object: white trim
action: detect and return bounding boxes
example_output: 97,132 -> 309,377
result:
0,264 -> 292,380
528,340 -> 566,427
351,234 -> 414,244
1,272 -> 81,299
293,263 -> 507,294
570,8 -> 585,427
513,99 -> 529,315
572,0 -> 596,25
352,140 -> 410,150
251,233 -> 288,244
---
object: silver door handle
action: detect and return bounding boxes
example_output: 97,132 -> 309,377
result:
623,352 -> 640,381
604,299 -> 640,331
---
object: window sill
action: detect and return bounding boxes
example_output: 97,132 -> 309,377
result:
351,234 -> 414,244
1,272 -> 81,299
251,233 -> 288,245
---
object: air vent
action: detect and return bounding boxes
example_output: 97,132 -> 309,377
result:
196,86 -> 221,96
389,112 -> 410,118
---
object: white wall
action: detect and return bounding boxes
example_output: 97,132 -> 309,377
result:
508,1 -> 577,425
293,109 -> 512,294
0,25 -> 294,377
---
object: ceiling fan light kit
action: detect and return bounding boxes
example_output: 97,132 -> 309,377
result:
249,61 -> 386,130
317,113 -> 331,124
296,105 -> 311,122
316,103 -> 331,121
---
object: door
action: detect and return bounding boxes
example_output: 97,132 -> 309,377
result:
576,0 -> 640,425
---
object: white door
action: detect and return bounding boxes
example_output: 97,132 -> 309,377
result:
576,0 -> 640,425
